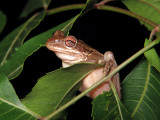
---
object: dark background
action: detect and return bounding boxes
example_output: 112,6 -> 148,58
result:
0,0 -> 151,120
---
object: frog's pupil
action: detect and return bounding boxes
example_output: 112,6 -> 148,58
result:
66,39 -> 75,46
69,40 -> 74,43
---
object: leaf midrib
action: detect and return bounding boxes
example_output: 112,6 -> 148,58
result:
131,62 -> 150,117
55,69 -> 95,110
0,97 -> 39,118
0,13 -> 39,66
139,0 -> 160,13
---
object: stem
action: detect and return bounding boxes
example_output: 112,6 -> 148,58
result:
47,4 -> 84,15
109,81 -> 122,120
45,38 -> 160,120
98,5 -> 157,28
47,4 -> 157,28
94,0 -> 116,7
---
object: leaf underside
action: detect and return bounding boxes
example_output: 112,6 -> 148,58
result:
144,39 -> 160,72
0,11 -> 46,67
122,0 -> 160,30
22,63 -> 101,117
0,18 -> 75,80
0,73 -> 37,120
122,59 -> 160,120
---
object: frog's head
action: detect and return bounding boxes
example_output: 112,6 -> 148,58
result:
46,30 -> 91,67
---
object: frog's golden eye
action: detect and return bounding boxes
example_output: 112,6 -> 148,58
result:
65,36 -> 77,47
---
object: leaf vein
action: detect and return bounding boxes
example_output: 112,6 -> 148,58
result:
14,112 -> 27,120
141,100 -> 158,120
0,107 -> 15,117
131,63 -> 150,117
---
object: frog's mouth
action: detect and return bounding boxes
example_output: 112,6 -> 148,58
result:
54,51 -> 83,64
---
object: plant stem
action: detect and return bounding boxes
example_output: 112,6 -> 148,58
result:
47,4 -> 157,28
47,4 -> 84,15
98,5 -> 157,28
109,81 -> 122,120
45,38 -> 160,120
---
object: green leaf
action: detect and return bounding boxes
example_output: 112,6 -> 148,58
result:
122,0 -> 160,30
122,59 -> 160,120
92,91 -> 120,120
0,10 -> 6,33
0,18 -> 75,79
0,11 -> 46,66
144,39 -> 160,72
22,63 -> 101,117
20,0 -> 51,18
92,91 -> 131,120
0,73 -> 38,120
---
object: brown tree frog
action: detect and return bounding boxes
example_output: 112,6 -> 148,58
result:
46,30 -> 121,99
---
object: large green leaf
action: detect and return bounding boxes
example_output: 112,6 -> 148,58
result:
0,18 -> 75,79
0,10 -> 6,33
122,59 -> 160,120
22,63 -> 101,117
20,0 -> 51,18
122,0 -> 160,31
144,39 -> 160,72
0,73 -> 39,120
0,11 -> 46,66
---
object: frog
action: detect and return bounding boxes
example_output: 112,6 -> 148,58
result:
46,30 -> 121,99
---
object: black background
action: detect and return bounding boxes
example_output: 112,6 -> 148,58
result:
0,0 -> 152,120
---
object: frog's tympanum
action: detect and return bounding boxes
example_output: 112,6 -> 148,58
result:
46,30 -> 121,99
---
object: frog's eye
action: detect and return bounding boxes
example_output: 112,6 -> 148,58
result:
65,36 -> 77,47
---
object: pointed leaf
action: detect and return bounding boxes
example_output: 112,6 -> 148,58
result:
0,18 -> 75,79
0,11 -> 46,66
0,10 -> 6,33
22,63 -> 101,116
20,0 -> 51,18
144,39 -> 160,72
122,59 -> 160,120
122,0 -> 160,31
0,73 -> 38,120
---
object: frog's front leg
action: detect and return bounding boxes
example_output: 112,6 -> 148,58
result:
104,51 -> 121,99
80,51 -> 121,99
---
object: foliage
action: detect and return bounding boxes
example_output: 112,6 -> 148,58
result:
122,59 -> 160,120
0,0 -> 160,120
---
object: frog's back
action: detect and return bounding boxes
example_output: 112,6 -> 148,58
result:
77,39 -> 105,64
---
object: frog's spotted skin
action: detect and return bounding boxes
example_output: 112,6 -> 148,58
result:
46,30 -> 121,99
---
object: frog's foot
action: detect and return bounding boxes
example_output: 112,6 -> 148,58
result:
104,51 -> 121,99
103,51 -> 117,74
